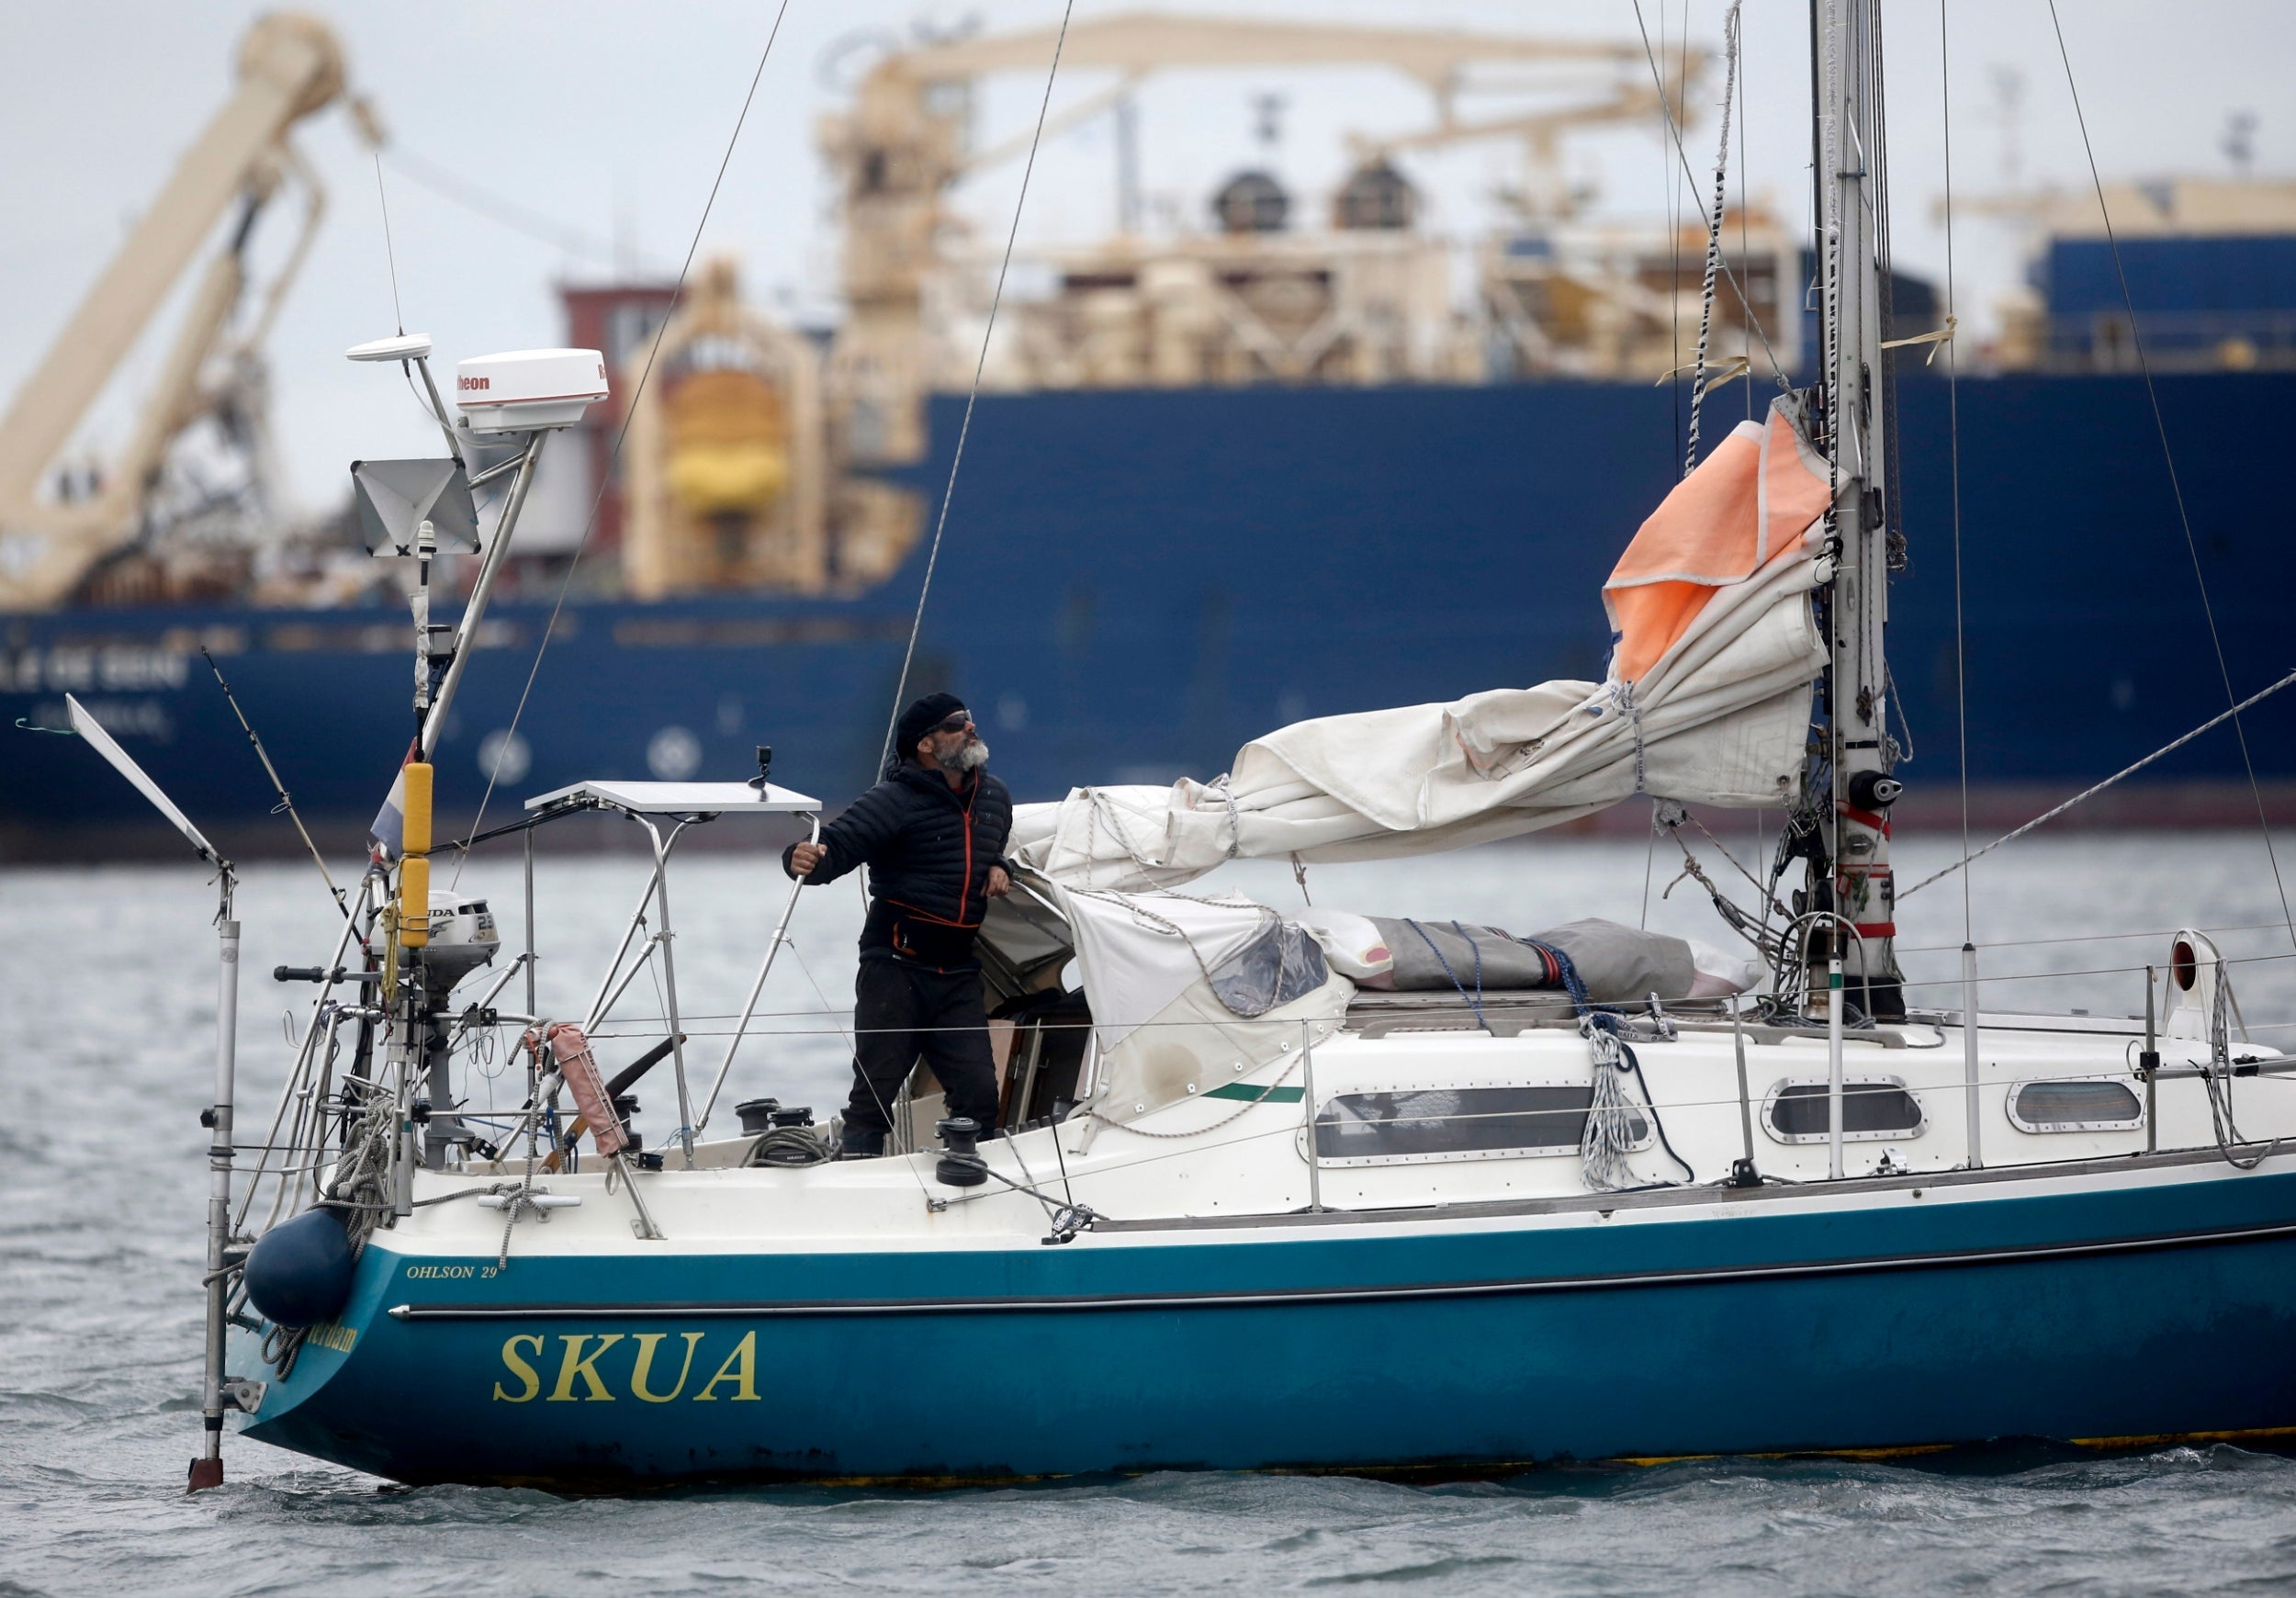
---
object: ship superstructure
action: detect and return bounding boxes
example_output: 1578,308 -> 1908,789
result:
8,13 -> 2296,858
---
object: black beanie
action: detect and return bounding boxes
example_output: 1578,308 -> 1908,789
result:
894,692 -> 968,766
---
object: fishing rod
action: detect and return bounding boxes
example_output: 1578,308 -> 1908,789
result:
203,646 -> 347,915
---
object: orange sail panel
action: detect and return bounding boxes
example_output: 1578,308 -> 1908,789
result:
1603,400 -> 1830,683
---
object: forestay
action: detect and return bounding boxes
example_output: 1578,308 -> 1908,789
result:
1009,393 -> 1833,892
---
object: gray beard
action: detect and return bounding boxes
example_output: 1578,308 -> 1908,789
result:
947,737 -> 989,773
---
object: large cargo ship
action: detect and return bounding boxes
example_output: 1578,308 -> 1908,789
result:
6,17 -> 2293,857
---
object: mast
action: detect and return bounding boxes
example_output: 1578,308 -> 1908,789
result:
1810,0 -> 1906,1019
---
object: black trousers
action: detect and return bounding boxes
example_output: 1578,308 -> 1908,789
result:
846,958 -> 1001,1135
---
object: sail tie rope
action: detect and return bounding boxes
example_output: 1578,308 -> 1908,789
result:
1216,779 -> 1244,861
1617,681 -> 1649,795
1880,314 -> 1957,364
1400,919 -> 1491,1034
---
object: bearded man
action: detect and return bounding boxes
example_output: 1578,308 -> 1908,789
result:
782,692 -> 1014,1158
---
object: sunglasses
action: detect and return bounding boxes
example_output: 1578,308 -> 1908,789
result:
929,712 -> 974,735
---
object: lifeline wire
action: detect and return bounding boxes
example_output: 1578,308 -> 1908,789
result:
450,0 -> 793,873
2044,0 -> 2296,958
877,0 -> 1078,777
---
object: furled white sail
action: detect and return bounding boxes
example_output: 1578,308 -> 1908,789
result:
1010,394 -> 1833,893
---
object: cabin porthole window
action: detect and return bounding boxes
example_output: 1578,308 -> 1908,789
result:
1761,1076 -> 1925,1144
1312,1086 -> 1649,1165
2007,1077 -> 2144,1133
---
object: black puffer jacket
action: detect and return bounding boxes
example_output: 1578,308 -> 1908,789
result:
782,762 -> 1015,970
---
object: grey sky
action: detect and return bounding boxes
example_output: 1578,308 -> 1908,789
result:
2,1 -> 2289,510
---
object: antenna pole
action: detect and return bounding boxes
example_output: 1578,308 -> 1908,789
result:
189,872 -> 241,1491
421,429 -> 545,760
51,694 -> 245,1489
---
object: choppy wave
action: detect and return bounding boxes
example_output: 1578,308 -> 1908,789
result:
8,844 -> 2296,1597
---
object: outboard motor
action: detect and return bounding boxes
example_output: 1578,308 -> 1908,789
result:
415,888 -> 499,1167
419,889 -> 500,989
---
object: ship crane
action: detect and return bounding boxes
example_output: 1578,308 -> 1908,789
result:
820,13 -> 1707,460
0,14 -> 372,612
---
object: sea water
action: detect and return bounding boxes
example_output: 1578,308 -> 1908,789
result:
7,832 -> 2296,1596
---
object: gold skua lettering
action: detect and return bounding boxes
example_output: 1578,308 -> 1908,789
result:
493,1334 -> 545,1402
693,1331 -> 760,1401
629,1332 -> 706,1403
547,1334 -> 625,1401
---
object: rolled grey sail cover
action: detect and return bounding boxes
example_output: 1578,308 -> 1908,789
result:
1371,916 -> 1697,1002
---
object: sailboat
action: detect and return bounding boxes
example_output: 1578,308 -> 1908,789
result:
94,0 -> 2296,1487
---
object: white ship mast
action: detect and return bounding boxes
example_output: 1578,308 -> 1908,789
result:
1809,0 -> 1907,1020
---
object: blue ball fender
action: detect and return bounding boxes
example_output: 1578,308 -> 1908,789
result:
242,1207 -> 355,1329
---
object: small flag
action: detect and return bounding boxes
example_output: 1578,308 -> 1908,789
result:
369,740 -> 418,857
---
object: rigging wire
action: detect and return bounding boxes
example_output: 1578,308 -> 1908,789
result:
1664,0 -> 1683,476
446,0 -> 793,877
1903,664 -> 2296,898
2043,0 -> 2296,959
383,145 -> 642,271
372,152 -> 404,335
1629,0 -> 1792,389
1738,20 -> 1753,424
877,0 -> 1078,777
1940,0 -> 1973,948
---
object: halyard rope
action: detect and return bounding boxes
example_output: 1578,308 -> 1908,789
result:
1683,0 -> 1744,477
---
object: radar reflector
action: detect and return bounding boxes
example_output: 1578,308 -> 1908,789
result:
351,457 -> 479,556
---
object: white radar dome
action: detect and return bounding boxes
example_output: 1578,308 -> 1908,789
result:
454,348 -> 608,435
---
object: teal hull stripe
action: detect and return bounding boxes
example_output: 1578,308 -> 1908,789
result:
385,1213 -> 2296,1321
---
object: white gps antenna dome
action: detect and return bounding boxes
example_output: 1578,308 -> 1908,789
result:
453,348 -> 609,435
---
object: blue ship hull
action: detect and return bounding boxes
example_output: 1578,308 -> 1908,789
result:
238,1162 -> 2296,1484
8,371 -> 2292,855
